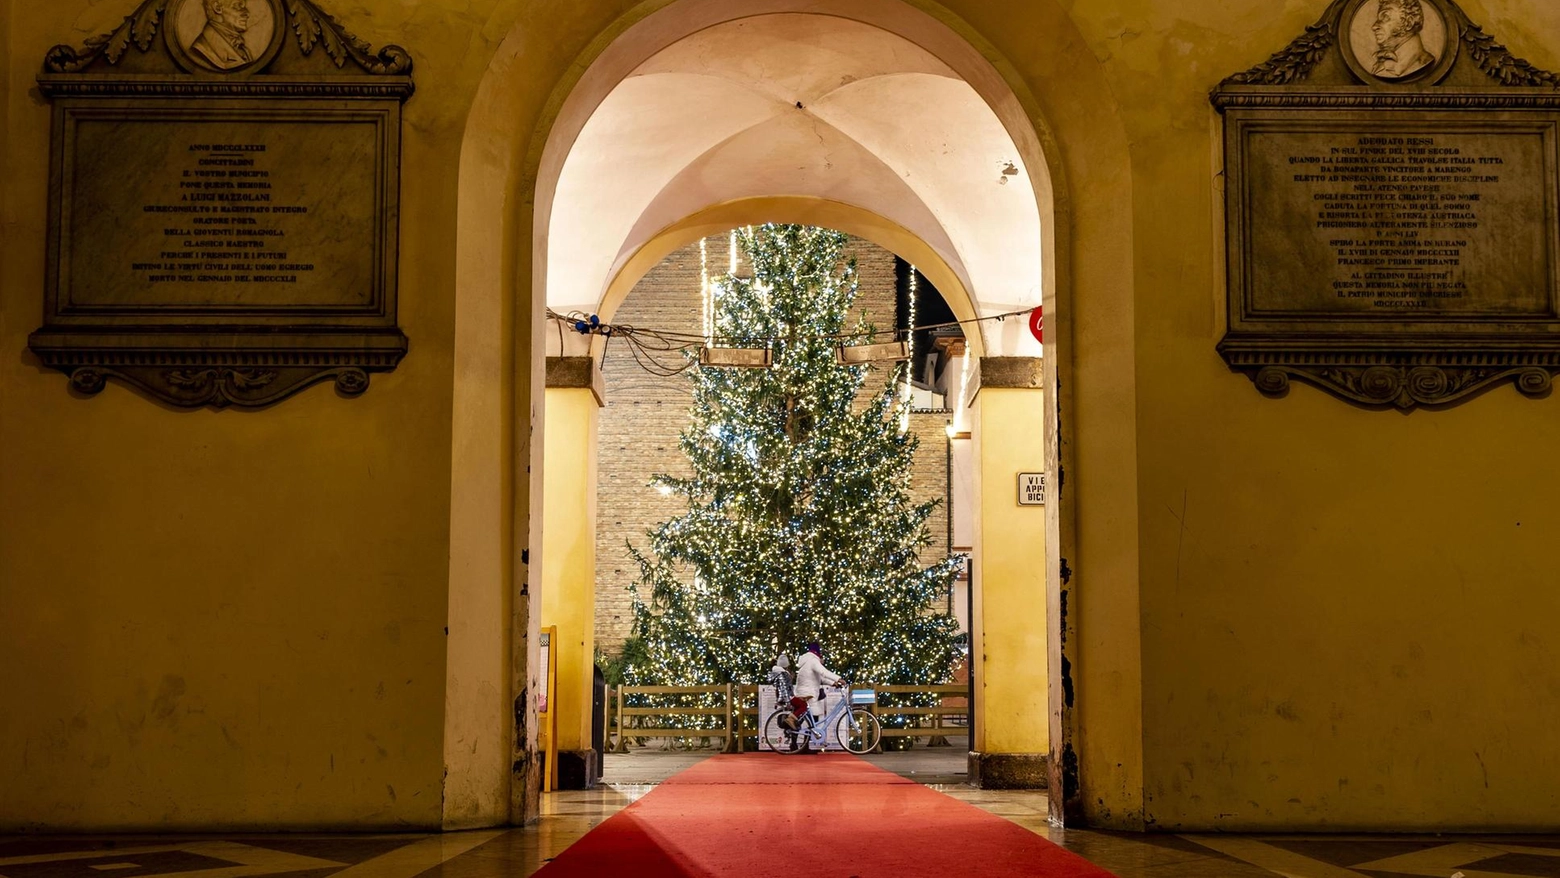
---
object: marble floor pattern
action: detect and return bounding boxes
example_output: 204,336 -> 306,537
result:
3,751 -> 1558,878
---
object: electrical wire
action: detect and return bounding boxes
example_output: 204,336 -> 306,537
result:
546,306 -> 1031,346
544,305 -> 1036,377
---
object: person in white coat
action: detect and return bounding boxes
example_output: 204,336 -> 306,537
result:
794,641 -> 846,724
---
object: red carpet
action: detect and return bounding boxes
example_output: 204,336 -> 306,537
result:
534,753 -> 1118,877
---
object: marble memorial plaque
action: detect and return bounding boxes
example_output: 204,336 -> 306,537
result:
1233,117 -> 1557,319
30,0 -> 413,408
57,107 -> 394,318
1212,0 -> 1560,409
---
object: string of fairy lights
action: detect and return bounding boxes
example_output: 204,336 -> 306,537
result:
900,267 -> 918,434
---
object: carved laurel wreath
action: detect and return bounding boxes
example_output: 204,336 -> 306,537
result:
44,0 -> 412,75
1223,23 -> 1337,86
1461,24 -> 1560,87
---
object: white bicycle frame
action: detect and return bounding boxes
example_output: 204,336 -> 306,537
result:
781,685 -> 858,750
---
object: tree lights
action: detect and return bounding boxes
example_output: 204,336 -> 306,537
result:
622,224 -> 963,690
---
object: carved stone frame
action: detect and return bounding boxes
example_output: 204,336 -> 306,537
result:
1212,0 -> 1560,409
28,0 -> 413,408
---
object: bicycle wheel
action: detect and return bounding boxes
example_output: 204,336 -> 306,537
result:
762,710 -> 807,755
838,708 -> 881,754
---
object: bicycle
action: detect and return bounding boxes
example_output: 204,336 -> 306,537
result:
761,684 -> 882,754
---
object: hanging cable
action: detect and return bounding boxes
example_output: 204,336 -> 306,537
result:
543,305 -> 1034,377
546,306 -> 1032,347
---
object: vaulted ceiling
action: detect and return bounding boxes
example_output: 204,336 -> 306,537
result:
546,13 -> 1043,356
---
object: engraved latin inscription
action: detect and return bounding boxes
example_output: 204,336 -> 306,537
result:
1244,124 -> 1555,318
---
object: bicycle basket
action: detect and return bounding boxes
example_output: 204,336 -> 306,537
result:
849,688 -> 876,705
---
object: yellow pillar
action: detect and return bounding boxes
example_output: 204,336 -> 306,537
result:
969,357 -> 1048,788
540,358 -> 604,787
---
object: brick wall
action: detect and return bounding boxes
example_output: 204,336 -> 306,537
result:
595,234 -> 954,655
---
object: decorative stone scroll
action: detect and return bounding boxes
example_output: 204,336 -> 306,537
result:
1211,0 -> 1560,409
29,0 -> 411,408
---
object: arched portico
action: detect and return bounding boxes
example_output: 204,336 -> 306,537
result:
451,0 -> 1140,829
540,2 -> 1054,797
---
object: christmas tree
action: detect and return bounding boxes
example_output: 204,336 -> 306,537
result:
623,225 -> 962,690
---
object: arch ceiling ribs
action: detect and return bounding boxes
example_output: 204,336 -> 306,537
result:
545,13 -> 1043,357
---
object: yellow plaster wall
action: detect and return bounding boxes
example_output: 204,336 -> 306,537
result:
540,388 -> 598,753
0,0 -> 524,830
1051,0 -> 1560,829
970,388 -> 1049,756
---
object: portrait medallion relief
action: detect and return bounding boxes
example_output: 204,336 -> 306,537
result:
168,0 -> 281,74
1347,0 -> 1451,82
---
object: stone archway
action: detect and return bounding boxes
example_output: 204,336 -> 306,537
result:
540,2 -> 1054,799
450,0 -> 1141,829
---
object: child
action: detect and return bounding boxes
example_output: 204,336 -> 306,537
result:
767,653 -> 807,728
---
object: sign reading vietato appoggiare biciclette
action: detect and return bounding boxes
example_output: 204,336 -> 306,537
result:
1018,473 -> 1046,507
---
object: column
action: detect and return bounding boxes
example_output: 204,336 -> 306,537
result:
541,356 -> 604,789
969,356 -> 1049,788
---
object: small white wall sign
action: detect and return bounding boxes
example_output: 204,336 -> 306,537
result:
1018,472 -> 1046,506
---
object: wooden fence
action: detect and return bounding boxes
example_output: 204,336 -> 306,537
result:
872,684 -> 969,741
608,683 -> 968,753
610,684 -> 735,752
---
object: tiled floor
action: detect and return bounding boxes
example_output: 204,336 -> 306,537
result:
4,751 -> 1558,878
940,786 -> 1560,877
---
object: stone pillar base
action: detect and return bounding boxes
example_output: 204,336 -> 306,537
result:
556,749 -> 598,790
969,751 -> 1048,789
